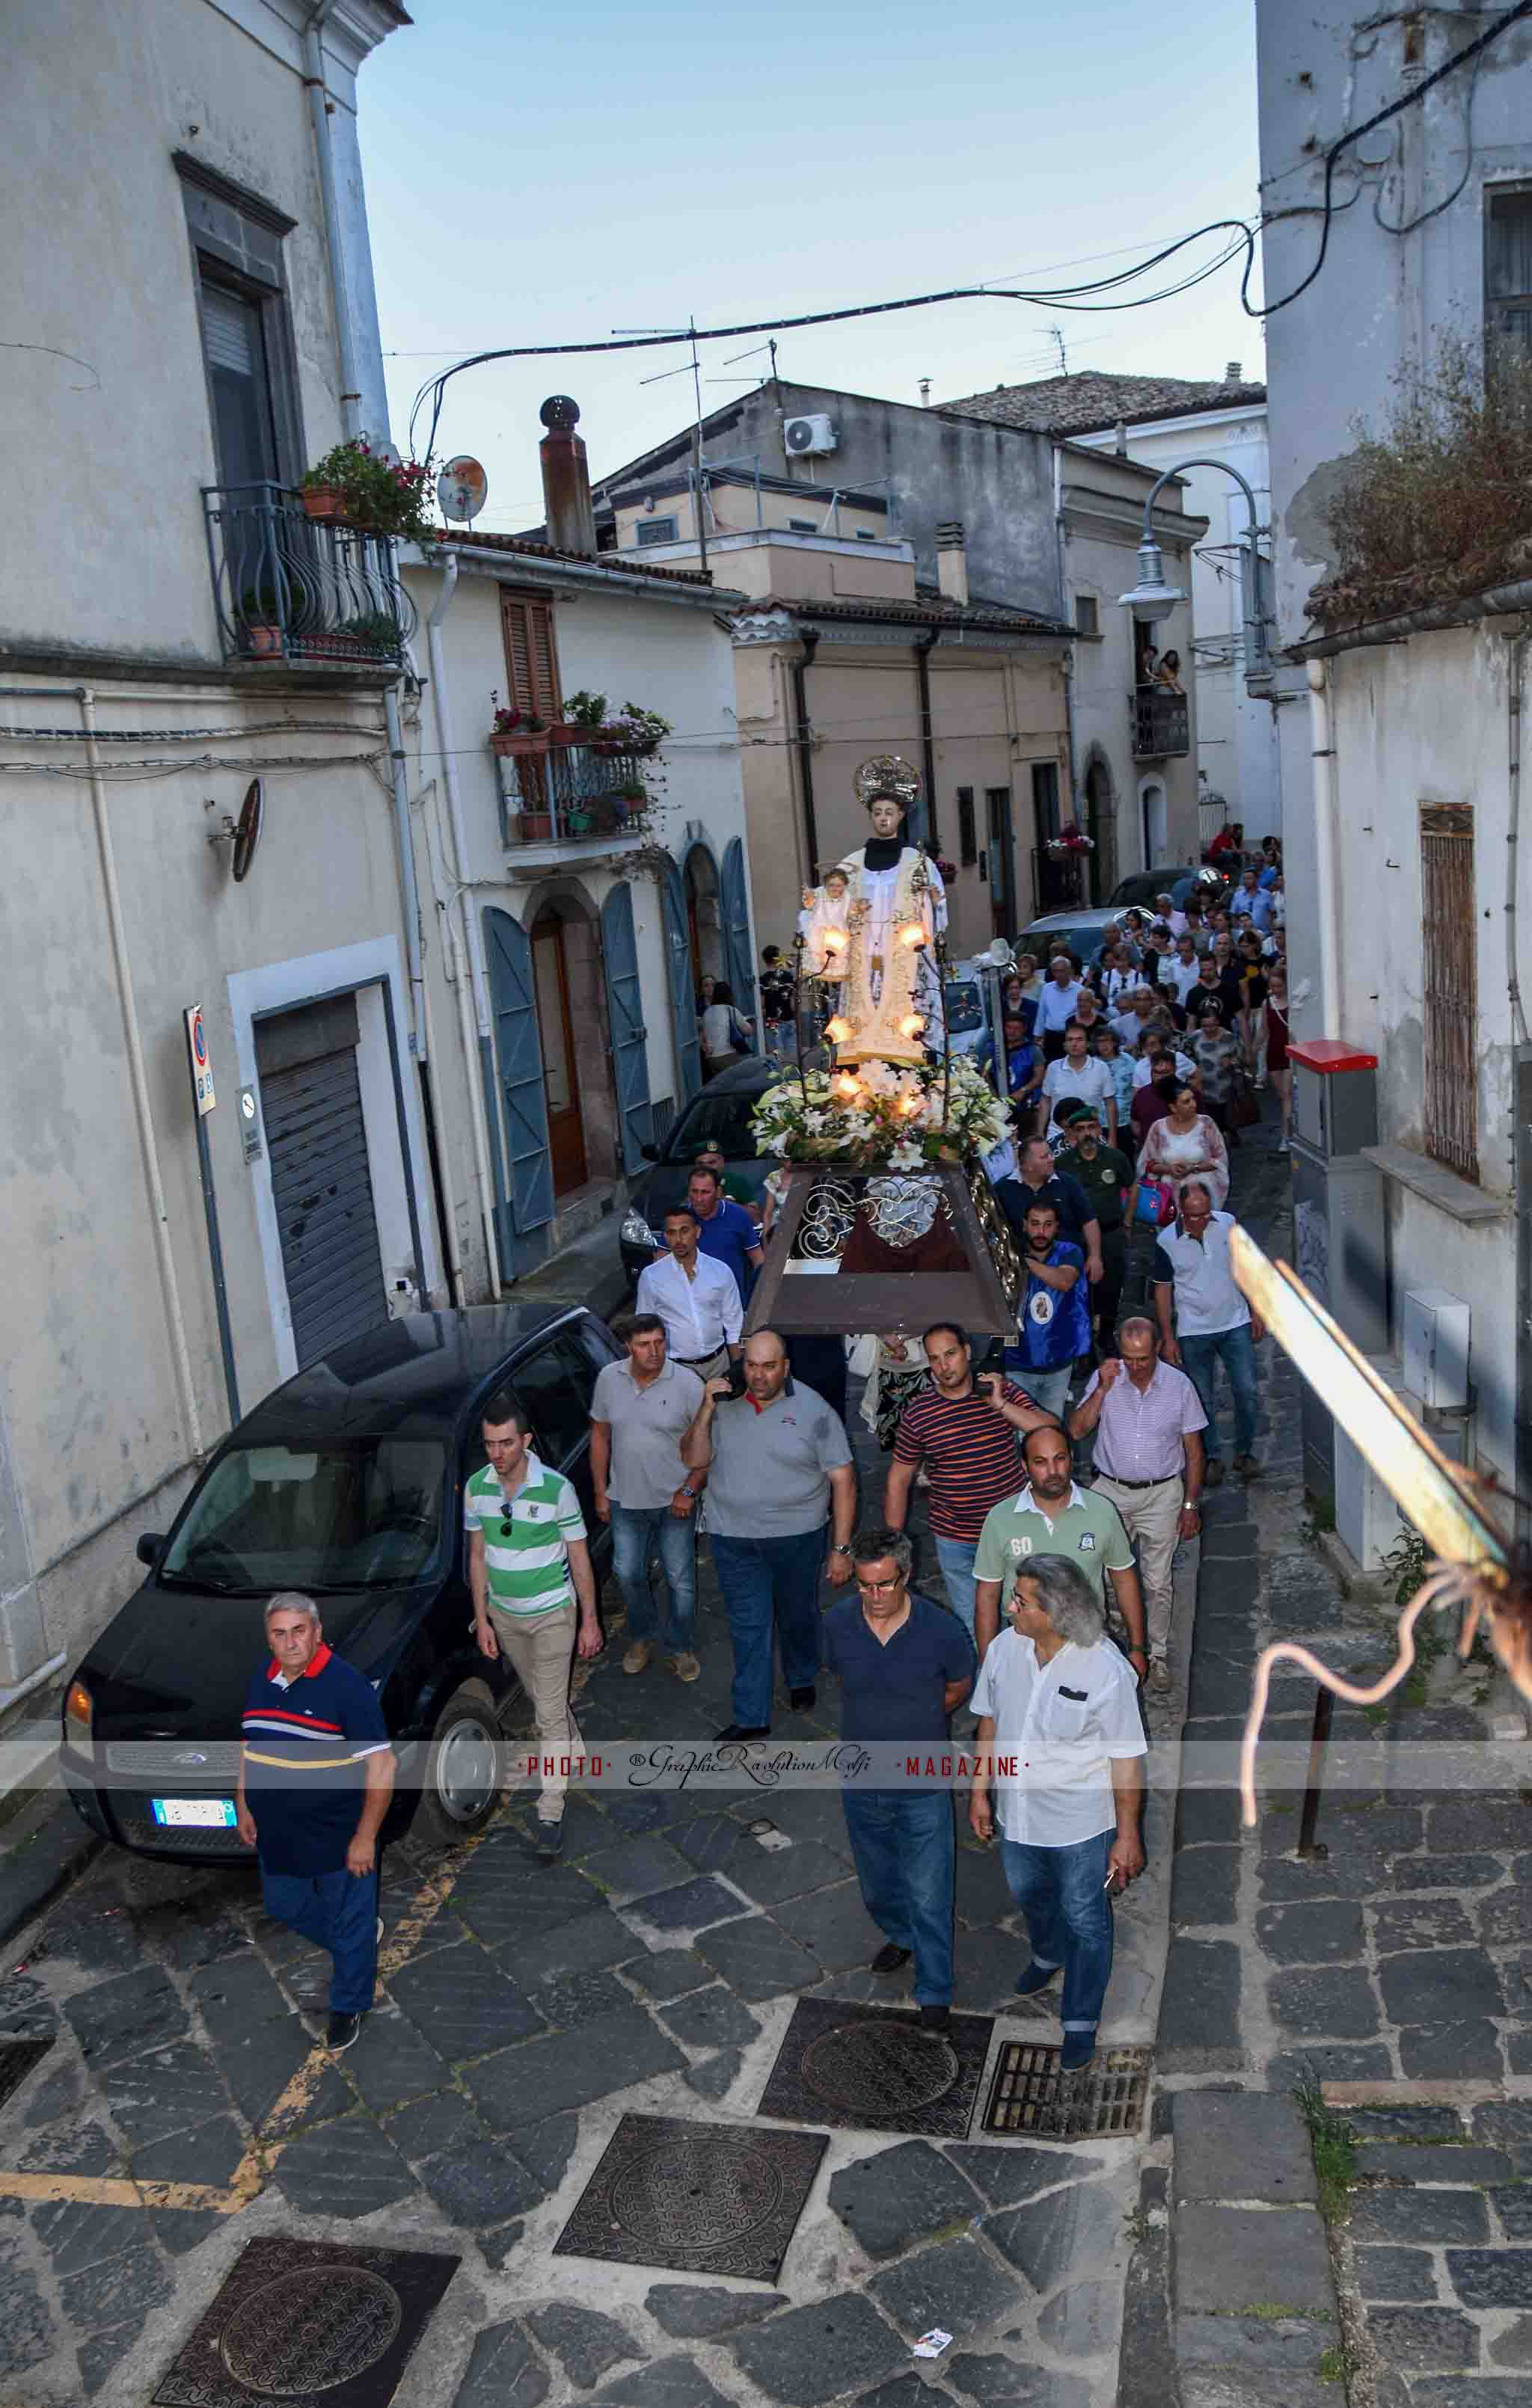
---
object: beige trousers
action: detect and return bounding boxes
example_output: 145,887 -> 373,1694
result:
1091,1473 -> 1186,1662
489,1600 -> 580,1823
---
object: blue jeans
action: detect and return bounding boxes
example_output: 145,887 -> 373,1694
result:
842,1789 -> 955,2006
709,1526 -> 825,1728
261,1863 -> 379,2014
1004,1357 -> 1074,1420
933,1535 -> 980,1645
610,1503 -> 696,1653
999,1828 -> 1114,2036
1180,1324 -> 1259,1461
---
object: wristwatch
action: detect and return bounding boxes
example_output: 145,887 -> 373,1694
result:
830,1543 -> 852,1558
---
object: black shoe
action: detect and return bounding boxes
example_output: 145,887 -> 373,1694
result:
871,1943 -> 913,1975
326,2009 -> 364,2054
1014,1961 -> 1061,1997
789,1686 -> 817,1712
919,2004 -> 952,2032
536,1820 -> 565,1859
715,1724 -> 770,1742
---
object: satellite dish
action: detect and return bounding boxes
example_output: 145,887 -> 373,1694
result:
438,456 -> 488,524
232,778 -> 263,882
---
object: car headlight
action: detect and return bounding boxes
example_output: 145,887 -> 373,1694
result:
64,1678 -> 93,1742
622,1209 -> 663,1250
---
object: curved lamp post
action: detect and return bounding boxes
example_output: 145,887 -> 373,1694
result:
1116,457 -> 1269,675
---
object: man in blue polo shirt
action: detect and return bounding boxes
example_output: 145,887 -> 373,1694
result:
236,1591 -> 393,2054
821,1526 -> 975,2030
687,1165 -> 762,1299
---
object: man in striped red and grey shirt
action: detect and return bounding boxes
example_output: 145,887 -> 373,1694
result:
883,1325 -> 1057,1649
236,1591 -> 393,2054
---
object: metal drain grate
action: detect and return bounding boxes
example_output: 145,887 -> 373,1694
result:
756,1998 -> 994,2140
554,2113 -> 827,2284
153,2237 -> 459,2407
981,2041 -> 1151,2139
0,2037 -> 53,2113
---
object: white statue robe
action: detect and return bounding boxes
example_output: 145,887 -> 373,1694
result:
833,845 -> 947,1065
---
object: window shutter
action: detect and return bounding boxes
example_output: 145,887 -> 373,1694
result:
201,284 -> 257,374
499,589 -> 562,720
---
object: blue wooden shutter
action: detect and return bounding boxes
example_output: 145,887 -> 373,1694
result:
720,837 -> 757,1028
601,883 -> 652,1173
659,856 -> 702,1104
482,906 -> 554,1274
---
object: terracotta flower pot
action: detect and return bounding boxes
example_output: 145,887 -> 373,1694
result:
518,811 -> 554,841
245,624 -> 284,660
301,486 -> 346,521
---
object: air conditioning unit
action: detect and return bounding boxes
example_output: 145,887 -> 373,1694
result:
782,413 -> 837,458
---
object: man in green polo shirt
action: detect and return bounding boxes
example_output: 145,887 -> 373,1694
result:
972,1422 -> 1147,1677
467,1388 -> 603,1855
1054,1100 -> 1137,1354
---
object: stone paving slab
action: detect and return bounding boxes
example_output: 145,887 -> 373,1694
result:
1171,2090 -> 1317,2204
1173,2202 -> 1336,2315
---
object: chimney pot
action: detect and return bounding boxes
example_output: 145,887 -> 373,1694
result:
935,520 -> 969,606
539,393 -> 597,557
1114,418 -> 1128,456
1225,360 -> 1243,381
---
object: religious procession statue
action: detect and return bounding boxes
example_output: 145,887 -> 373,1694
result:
797,756 -> 947,1066
749,757 -> 1019,1338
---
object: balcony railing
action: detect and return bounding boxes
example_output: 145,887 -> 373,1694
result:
1130,686 -> 1190,759
1032,845 -> 1086,913
493,734 -> 652,847
202,482 -> 414,668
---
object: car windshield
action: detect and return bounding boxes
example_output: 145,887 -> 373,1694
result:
943,980 -> 984,1034
1020,925 -> 1103,966
159,1438 -> 447,1593
664,1090 -> 764,1163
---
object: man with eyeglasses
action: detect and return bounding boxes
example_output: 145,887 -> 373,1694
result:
820,1526 -> 975,2030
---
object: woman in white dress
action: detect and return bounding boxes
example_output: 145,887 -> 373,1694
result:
1136,1081 -> 1230,1210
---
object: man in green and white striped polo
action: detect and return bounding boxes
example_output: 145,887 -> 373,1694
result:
467,1389 -> 603,1856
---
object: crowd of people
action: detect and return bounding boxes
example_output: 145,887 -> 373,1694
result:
242,838 -> 1280,2071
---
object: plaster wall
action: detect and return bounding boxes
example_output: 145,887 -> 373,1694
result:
0,684 -> 428,1667
1323,624 -> 1526,1483
2,0 -> 396,666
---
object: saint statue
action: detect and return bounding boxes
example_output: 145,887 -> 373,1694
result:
797,864 -> 852,980
824,757 -> 946,1066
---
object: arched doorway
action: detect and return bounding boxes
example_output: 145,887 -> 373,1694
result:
1082,752 -> 1117,905
684,844 -> 724,998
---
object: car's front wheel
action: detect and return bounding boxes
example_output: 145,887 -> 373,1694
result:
414,1686 -> 503,1846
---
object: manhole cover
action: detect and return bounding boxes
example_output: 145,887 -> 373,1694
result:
981,2041 -> 1151,2139
0,2036 -> 52,2113
555,2113 -> 827,2284
221,2270 -> 402,2395
153,2238 -> 459,2408
756,1999 -> 994,2140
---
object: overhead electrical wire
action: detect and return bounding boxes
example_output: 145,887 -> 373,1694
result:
406,0 -> 1532,461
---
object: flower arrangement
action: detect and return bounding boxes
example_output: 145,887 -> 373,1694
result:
299,440 -> 437,545
1045,823 -> 1094,856
750,1053 -> 1007,1170
934,856 -> 958,881
490,694 -> 545,737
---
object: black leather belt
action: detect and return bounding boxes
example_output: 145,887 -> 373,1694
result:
1097,1472 -> 1180,1490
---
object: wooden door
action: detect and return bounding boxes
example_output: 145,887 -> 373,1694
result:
533,918 -> 587,1194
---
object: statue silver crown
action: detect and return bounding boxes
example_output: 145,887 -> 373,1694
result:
854,755 -> 921,808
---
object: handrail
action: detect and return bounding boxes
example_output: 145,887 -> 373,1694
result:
200,482 -> 416,666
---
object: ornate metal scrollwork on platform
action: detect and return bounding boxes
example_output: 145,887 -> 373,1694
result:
969,1167 -> 1023,1309
792,1177 -> 860,1259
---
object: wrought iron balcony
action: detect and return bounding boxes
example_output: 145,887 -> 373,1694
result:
493,734 -> 651,848
202,482 -> 415,668
1032,844 -> 1087,914
1130,686 -> 1190,759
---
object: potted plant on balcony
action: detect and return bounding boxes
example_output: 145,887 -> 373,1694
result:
563,691 -> 609,745
604,701 -> 670,757
488,698 -> 550,755
299,440 -> 438,546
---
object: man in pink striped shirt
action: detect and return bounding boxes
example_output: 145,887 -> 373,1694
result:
1068,1318 -> 1206,1694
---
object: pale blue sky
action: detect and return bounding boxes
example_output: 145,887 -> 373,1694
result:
360,0 -> 1261,532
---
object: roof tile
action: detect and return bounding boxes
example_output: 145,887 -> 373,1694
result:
940,369 -> 1266,437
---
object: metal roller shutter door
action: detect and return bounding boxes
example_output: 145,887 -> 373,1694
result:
262,1046 -> 388,1366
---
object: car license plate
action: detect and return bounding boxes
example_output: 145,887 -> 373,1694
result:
150,1797 -> 238,1829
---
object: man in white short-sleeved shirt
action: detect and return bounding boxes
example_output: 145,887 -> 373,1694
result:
1038,1022 -> 1117,1144
969,1549 -> 1146,2071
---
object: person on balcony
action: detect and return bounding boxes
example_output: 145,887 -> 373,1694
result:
1155,649 -> 1185,695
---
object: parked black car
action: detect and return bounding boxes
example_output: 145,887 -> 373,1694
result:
59,1305 -> 621,1864
619,1057 -> 780,1283
1109,865 -> 1228,912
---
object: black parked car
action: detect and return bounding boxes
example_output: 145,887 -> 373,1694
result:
1109,865 -> 1228,912
619,1057 -> 780,1283
59,1305 -> 620,1864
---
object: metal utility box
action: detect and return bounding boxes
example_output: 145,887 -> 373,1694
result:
1292,1038 -> 1380,1158
1402,1286 -> 1471,1410
1288,1038 -> 1385,1507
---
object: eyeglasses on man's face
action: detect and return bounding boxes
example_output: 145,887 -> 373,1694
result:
855,1573 -> 904,1595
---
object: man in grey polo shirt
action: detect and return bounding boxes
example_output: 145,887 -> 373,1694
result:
591,1315 -> 706,1685
681,1328 -> 856,1741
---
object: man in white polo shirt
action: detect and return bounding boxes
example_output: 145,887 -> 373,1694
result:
1034,955 -> 1083,1062
1069,1317 -> 1205,1693
1152,1182 -> 1264,1487
466,1388 -> 601,1856
635,1205 -> 742,1378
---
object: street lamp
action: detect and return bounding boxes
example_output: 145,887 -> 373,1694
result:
1117,457 -> 1270,676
